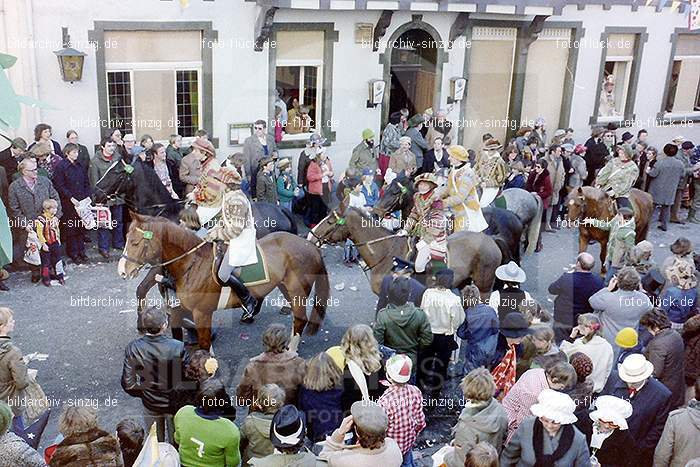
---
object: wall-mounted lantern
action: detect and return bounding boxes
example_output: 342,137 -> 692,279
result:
367,79 -> 386,108
448,77 -> 467,104
53,27 -> 86,83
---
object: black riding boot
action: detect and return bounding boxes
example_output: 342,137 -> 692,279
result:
225,274 -> 258,323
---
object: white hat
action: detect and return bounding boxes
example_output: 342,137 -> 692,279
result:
385,354 -> 412,384
618,354 -> 654,384
530,389 -> 577,425
673,135 -> 686,144
589,395 -> 633,430
495,261 -> 526,283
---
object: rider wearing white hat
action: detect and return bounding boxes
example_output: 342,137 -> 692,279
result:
488,261 -> 533,323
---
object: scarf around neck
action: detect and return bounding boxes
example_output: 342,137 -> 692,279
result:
532,417 -> 574,467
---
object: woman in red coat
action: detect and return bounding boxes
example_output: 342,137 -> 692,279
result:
305,153 -> 328,227
526,159 -> 552,252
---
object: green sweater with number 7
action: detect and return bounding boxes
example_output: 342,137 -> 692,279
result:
174,405 -> 241,467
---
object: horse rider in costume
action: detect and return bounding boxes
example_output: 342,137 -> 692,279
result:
190,140 -> 259,322
439,145 -> 488,233
398,172 -> 448,274
476,138 -> 508,206
594,143 -> 639,212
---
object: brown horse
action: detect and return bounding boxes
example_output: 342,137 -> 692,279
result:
566,186 -> 653,273
118,213 -> 330,349
310,201 -> 501,294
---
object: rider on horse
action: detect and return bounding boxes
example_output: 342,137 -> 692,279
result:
398,172 -> 447,274
439,145 -> 488,233
189,140 -> 259,322
476,138 -> 508,206
594,144 -> 639,212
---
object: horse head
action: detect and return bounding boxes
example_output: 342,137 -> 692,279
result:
373,173 -> 413,217
566,187 -> 587,224
118,211 -> 164,279
308,197 -> 355,246
94,159 -> 134,205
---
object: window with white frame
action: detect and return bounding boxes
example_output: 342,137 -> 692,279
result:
104,30 -> 202,140
597,34 -> 636,121
275,31 -> 324,140
664,34 -> 700,115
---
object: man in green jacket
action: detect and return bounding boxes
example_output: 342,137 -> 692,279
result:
373,276 -> 433,376
174,378 -> 241,467
349,128 -> 379,173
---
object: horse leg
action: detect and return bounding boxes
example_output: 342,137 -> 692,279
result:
136,268 -> 159,312
278,277 -> 310,337
578,230 -> 589,253
599,240 -> 608,277
192,308 -> 213,350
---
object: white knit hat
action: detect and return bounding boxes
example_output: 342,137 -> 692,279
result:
589,395 -> 633,430
530,389 -> 577,425
385,354 -> 412,384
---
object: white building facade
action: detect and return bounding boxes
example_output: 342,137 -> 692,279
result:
1,0 -> 700,168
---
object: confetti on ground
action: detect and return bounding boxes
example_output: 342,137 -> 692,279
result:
239,333 -> 250,341
119,309 -> 135,314
334,283 -> 345,291
349,286 -> 358,291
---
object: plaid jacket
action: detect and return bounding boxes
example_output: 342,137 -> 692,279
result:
378,383 -> 426,455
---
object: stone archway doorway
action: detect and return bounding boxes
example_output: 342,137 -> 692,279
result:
389,28 -> 437,117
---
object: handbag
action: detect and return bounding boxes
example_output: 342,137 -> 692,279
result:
23,379 -> 49,421
23,231 -> 41,266
456,317 -> 469,340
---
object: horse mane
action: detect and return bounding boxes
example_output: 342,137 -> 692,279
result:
140,215 -> 205,252
581,186 -> 607,201
346,207 -> 393,235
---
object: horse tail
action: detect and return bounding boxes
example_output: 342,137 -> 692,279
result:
281,206 -> 298,235
526,193 -> 543,255
494,236 -> 511,265
306,251 -> 329,335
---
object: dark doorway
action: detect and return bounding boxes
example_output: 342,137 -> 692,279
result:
389,29 -> 438,117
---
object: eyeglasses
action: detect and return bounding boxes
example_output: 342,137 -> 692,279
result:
26,168 -> 38,172
254,126 -> 264,131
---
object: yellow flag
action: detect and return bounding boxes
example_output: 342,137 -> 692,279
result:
180,0 -> 190,8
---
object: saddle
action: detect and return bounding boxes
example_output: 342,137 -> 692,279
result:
211,241 -> 270,287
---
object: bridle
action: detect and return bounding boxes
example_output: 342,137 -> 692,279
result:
308,209 -> 408,276
120,225 -> 208,274
94,159 -> 187,217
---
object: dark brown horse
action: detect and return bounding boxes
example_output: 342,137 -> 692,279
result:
118,213 -> 330,349
566,186 -> 653,274
310,201 -> 502,294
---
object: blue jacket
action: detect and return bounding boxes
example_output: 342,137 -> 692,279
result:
298,386 -> 343,442
504,174 -> 526,190
53,158 -> 91,202
376,275 -> 425,313
658,286 -> 698,324
458,303 -> 499,372
602,373 -> 671,466
548,271 -> 604,342
361,182 -> 379,207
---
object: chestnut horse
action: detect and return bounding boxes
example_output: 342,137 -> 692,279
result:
566,186 -> 653,274
118,213 -> 330,349
310,202 -> 501,294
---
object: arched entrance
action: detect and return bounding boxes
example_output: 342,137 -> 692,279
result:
380,17 -> 446,125
389,29 -> 437,117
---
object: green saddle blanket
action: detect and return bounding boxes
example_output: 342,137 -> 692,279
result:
238,246 -> 270,286
494,195 -> 507,210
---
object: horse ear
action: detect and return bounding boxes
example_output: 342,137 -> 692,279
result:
577,187 -> 583,194
130,210 -> 145,223
338,195 -> 349,214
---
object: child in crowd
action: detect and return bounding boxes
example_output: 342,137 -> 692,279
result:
614,327 -> 642,367
276,158 -> 296,211
256,157 -> 278,205
360,168 -> 380,208
584,207 -> 636,284
240,384 -> 286,465
35,198 -> 64,286
298,351 -> 344,442
343,177 -> 368,266
378,354 -> 426,467
659,259 -> 698,330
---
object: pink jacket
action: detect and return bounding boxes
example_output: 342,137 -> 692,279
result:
306,161 -> 323,195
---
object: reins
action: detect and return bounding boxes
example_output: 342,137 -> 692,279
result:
121,226 -> 209,270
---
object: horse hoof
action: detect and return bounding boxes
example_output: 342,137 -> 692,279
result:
240,316 -> 255,324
